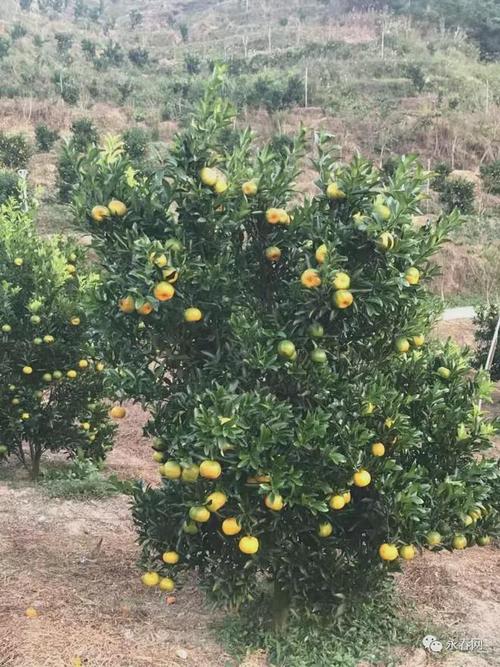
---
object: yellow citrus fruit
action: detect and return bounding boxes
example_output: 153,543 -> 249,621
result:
329,495 -> 345,510
153,282 -> 175,302
67,370 -> 77,379
152,452 -> 164,463
96,362 -> 105,372
277,340 -> 296,359
109,405 -> 126,419
108,199 -> 127,217
318,522 -> 333,537
137,302 -> 154,316
426,531 -> 442,547
399,545 -> 416,561
199,460 -> 222,479
265,246 -> 281,262
70,316 -> 81,326
343,490 -> 351,504
239,536 -> 259,555
154,253 -> 168,268
405,267 -> 420,285
371,442 -> 386,457
255,474 -> 271,483
452,534 -> 467,550
362,402 -> 375,415
242,181 -> 258,196
184,307 -> 203,322
22,366 -> 33,375
278,209 -> 290,224
25,607 -> 38,618
162,267 -> 179,283
301,268 -> 321,288
463,514 -> 474,527
21,412 -> 30,420
159,577 -> 175,592
214,177 -> 228,194
477,535 -> 491,546
374,201 -> 391,220
264,494 -> 284,511
206,491 -> 227,512
162,551 -> 180,565
332,272 -> 350,290
200,167 -> 218,186
182,521 -> 198,535
119,296 -> 135,313
379,543 -> 398,561
413,335 -> 425,347
189,506 -> 211,523
315,244 -> 327,264
222,517 -> 242,536
353,469 -> 371,487
78,359 -> 89,369
326,182 -> 345,199
141,571 -> 160,587
81,422 -> 91,431
333,290 -> 353,309
162,461 -> 182,479
265,208 -> 282,224
395,337 -> 410,353
437,367 -> 451,379
376,232 -> 394,250
14,257 -> 23,266
181,464 -> 200,483
91,205 -> 110,222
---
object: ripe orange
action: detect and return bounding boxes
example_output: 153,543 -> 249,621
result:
189,506 -> 211,523
222,518 -> 242,536
119,296 -> 135,313
78,359 -> 89,369
242,180 -> 258,196
137,302 -> 154,316
265,246 -> 281,262
162,551 -> 180,565
371,442 -> 385,457
277,340 -> 296,359
426,531 -> 442,547
318,522 -> 333,537
108,200 -> 127,217
159,577 -> 175,592
199,460 -> 222,479
70,316 -> 81,326
91,205 -> 110,222
413,335 -> 425,347
332,272 -> 350,290
181,464 -> 200,483
315,244 -> 327,264
206,491 -> 227,512
162,461 -> 182,479
184,307 -> 203,322
333,290 -> 353,309
22,366 -> 33,375
399,545 -> 416,560
265,208 -> 282,224
109,405 -> 126,419
343,490 -> 351,504
452,534 -> 467,550
329,495 -> 345,510
353,469 -> 371,487
264,494 -> 284,511
301,269 -> 321,288
376,232 -> 394,250
153,282 -> 175,302
214,177 -> 228,194
239,536 -> 259,554
405,267 -> 420,285
67,370 -> 77,379
141,571 -> 160,587
395,337 -> 410,353
378,543 -> 398,561
162,268 -> 179,283
25,607 -> 38,618
200,167 -> 218,186
326,182 -> 345,199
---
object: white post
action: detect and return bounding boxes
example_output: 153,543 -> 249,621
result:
268,24 -> 272,53
17,170 -> 29,212
304,66 -> 308,108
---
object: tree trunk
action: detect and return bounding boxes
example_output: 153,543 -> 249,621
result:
30,446 -> 42,480
272,581 -> 290,632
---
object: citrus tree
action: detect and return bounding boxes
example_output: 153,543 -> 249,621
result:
72,70 -> 500,621
0,200 -> 116,478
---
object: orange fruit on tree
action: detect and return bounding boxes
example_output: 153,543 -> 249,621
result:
326,182 -> 345,199
378,543 -> 398,561
318,522 -> 333,537
67,370 -> 77,379
189,506 -> 211,523
137,302 -> 154,316
239,536 -> 259,554
264,494 -> 284,511
200,167 -> 218,186
206,491 -> 227,512
399,545 -> 416,560
108,200 -> 127,217
153,282 -> 175,302
162,461 -> 182,479
301,269 -> 321,288
200,460 -> 222,479
242,180 -> 258,196
109,405 -> 127,419
405,267 -> 420,285
184,307 -> 203,322
315,244 -> 327,264
91,205 -> 110,222
119,296 -> 135,313
353,469 -> 371,487
329,495 -> 345,510
333,290 -> 353,309
141,571 -> 160,587
159,577 -> 175,592
162,551 -> 180,565
265,208 -> 282,224
181,464 -> 200,482
332,272 -> 350,290
265,246 -> 281,262
371,442 -> 385,457
222,518 -> 241,536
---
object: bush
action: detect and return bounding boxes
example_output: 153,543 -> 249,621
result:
10,23 -> 28,41
123,127 -> 150,162
431,161 -> 451,192
57,118 -> 99,202
440,177 -> 475,214
71,71 -> 499,622
0,201 -> 116,478
0,132 -> 32,169
128,47 -> 149,67
0,171 -> 20,205
480,160 -> 500,195
35,123 -> 59,152
474,303 -> 500,380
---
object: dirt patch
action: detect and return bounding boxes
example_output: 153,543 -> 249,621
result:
433,318 -> 476,347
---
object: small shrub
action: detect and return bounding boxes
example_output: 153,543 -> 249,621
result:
10,23 -> 28,41
128,47 -> 149,67
0,171 -> 19,205
57,119 -> 99,202
440,177 -> 475,214
123,127 -> 150,162
0,132 -> 32,169
35,124 -> 59,152
480,160 -> 500,195
0,37 -> 11,59
0,201 -> 116,478
70,118 -> 99,152
431,161 -> 451,192
185,53 -> 201,75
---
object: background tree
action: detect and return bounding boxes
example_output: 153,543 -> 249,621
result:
70,70 -> 500,623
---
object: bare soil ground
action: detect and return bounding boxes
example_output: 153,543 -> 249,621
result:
0,319 -> 499,667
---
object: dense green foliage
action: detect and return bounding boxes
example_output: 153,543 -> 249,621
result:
440,177 -> 476,214
474,303 -> 500,380
35,123 -> 59,152
480,159 -> 500,195
70,73 -> 499,617
0,132 -> 31,170
0,200 -> 115,477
